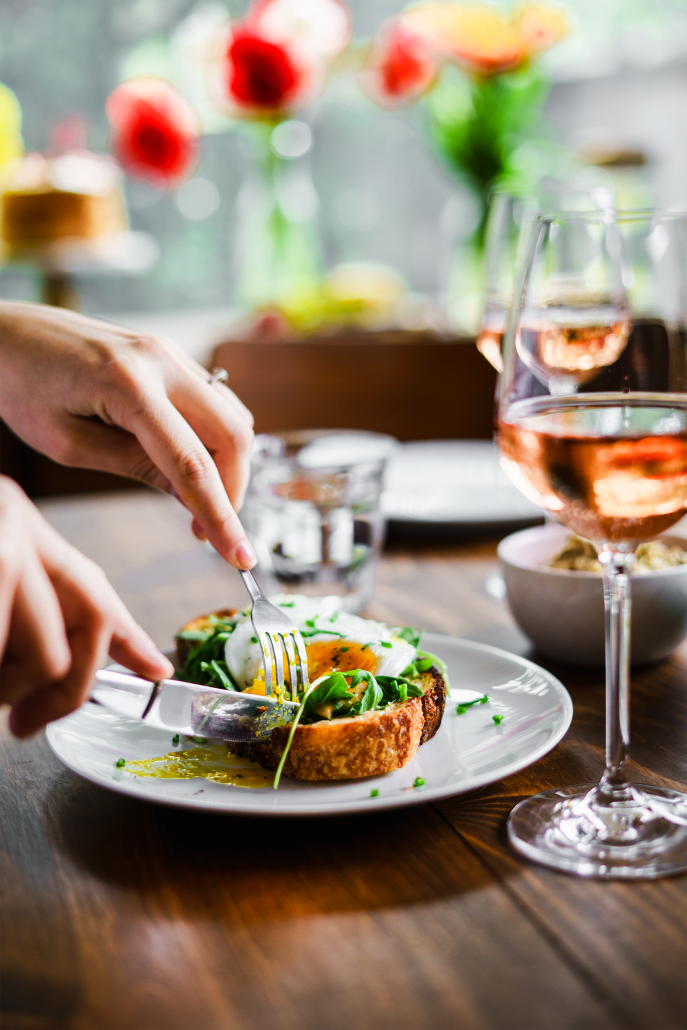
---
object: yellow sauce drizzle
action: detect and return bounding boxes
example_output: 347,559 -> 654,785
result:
125,742 -> 273,788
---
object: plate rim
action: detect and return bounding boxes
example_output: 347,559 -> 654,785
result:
46,634 -> 573,818
382,439 -> 545,527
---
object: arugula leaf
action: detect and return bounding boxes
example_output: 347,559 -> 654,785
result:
301,672 -> 352,718
199,660 -> 236,691
348,670 -> 383,714
376,675 -> 423,701
395,626 -> 423,648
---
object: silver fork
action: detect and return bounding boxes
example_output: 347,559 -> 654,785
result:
239,570 -> 310,701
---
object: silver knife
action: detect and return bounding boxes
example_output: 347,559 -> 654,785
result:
91,669 -> 299,742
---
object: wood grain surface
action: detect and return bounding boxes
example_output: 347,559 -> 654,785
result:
1,491 -> 685,1030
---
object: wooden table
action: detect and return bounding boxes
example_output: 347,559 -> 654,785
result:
2,491 -> 685,1030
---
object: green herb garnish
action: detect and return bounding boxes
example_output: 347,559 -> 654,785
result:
172,734 -> 180,746
115,758 -> 125,768
456,695 -> 488,714
250,636 -> 258,644
395,626 -> 423,648
279,601 -> 295,607
370,788 -> 379,798
413,777 -> 425,788
299,628 -> 346,639
339,646 -> 349,652
493,714 -> 504,726
380,641 -> 392,649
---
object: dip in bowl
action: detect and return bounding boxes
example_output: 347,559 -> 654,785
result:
498,523 -> 687,667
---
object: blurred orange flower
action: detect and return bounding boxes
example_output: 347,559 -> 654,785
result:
516,4 -> 568,58
359,17 -> 439,109
401,1 -> 567,78
106,77 -> 201,190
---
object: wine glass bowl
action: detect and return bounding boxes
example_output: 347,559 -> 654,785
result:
496,210 -> 687,878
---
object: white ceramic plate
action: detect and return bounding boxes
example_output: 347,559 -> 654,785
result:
46,634 -> 572,817
382,440 -> 544,529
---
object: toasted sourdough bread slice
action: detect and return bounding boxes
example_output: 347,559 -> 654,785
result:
175,610 -> 446,781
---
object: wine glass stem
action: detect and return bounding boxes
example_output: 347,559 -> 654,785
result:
598,548 -> 635,800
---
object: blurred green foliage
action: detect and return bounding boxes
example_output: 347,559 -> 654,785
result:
428,63 -> 560,246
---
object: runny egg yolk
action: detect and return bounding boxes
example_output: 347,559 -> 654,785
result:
243,640 -> 378,695
306,640 -> 378,679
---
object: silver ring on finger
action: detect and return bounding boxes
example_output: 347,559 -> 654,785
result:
209,367 -> 229,386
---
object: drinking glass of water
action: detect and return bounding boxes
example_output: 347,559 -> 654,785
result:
242,430 -> 396,612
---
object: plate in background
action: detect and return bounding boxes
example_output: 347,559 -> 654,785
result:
382,440 -> 544,536
46,634 -> 572,817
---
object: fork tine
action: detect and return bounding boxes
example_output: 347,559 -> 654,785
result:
292,630 -> 310,693
258,631 -> 274,696
271,632 -> 286,694
280,632 -> 298,702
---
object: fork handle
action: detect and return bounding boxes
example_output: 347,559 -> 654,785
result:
239,568 -> 265,603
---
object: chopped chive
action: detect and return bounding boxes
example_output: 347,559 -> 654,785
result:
413,777 -> 425,788
191,736 -> 207,744
339,646 -> 349,652
172,734 -> 180,746
493,714 -> 504,726
456,695 -> 488,715
380,642 -> 392,649
415,657 -> 432,672
279,601 -> 295,607
329,612 -> 339,622
250,636 -> 258,644
115,758 -> 125,768
370,788 -> 379,798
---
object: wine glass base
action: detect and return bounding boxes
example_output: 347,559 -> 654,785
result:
508,783 -> 687,879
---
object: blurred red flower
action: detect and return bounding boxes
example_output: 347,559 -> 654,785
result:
106,78 -> 200,190
359,18 -> 439,110
211,0 -> 351,119
218,22 -> 326,117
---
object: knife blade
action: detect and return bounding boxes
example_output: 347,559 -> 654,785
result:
91,669 -> 299,742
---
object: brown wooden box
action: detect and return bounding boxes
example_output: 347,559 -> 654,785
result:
213,328 -> 496,441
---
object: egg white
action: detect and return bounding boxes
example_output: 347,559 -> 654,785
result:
225,594 -> 417,689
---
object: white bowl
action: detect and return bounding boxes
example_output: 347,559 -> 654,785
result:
498,524 -> 687,667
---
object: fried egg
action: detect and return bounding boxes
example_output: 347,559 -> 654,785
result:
225,594 -> 417,691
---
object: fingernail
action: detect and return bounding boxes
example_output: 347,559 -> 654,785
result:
235,539 -> 257,569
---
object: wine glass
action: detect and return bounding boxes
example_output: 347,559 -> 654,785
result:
496,210 -> 687,879
477,188 -> 613,374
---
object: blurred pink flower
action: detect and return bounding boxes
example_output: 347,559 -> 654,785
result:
250,0 -> 351,64
106,77 -> 200,189
359,17 -> 439,110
